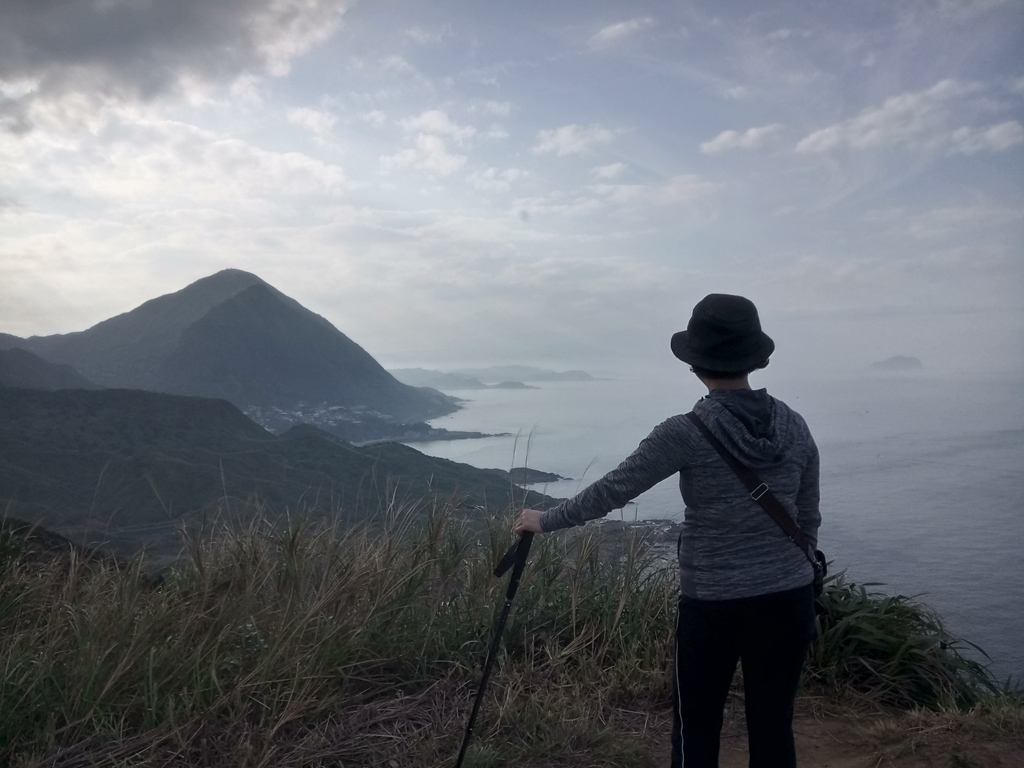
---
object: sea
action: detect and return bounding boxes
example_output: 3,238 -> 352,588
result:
408,371 -> 1024,684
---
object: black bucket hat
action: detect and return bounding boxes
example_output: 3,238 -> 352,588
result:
671,294 -> 774,372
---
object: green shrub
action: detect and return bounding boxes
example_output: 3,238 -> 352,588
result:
810,574 -> 1000,709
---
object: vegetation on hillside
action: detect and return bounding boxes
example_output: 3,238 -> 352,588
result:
0,388 -> 555,563
0,348 -> 96,391
0,500 -> 1019,767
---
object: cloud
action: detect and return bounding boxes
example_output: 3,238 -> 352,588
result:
470,100 -> 512,117
380,134 -> 466,175
0,116 -> 346,211
469,167 -> 525,192
949,121 -> 1024,154
592,162 -> 626,179
591,174 -> 716,207
589,17 -> 655,47
380,55 -> 415,74
0,0 -> 353,131
381,110 -> 477,176
908,205 -> 1023,238
400,109 -> 475,142
865,204 -> 1024,239
700,124 -> 783,154
794,79 -> 981,153
534,124 -> 618,156
405,25 -> 451,45
0,195 -> 24,214
483,125 -> 510,140
723,86 -> 749,100
935,0 -> 1010,19
288,107 -> 336,137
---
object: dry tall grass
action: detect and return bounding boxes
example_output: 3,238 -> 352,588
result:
0,499 -> 1016,767
0,499 -> 675,767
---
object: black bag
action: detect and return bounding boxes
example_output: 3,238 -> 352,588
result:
686,412 -> 827,599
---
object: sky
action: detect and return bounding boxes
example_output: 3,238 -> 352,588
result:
1,0 -> 1022,376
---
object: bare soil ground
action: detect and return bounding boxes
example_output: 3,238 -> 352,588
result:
520,694 -> 1023,768
643,696 -> 1024,768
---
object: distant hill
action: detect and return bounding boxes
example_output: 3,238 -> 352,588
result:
389,368 -> 538,392
454,366 -> 597,383
0,348 -> 97,390
390,366 -> 592,390
871,355 -> 923,372
0,388 -> 557,564
389,368 -> 489,390
0,270 -> 455,427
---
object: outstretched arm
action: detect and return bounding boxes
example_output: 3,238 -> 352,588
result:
515,415 -> 696,535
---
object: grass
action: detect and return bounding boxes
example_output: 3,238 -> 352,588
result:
811,573 -> 1006,709
0,501 -> 1019,767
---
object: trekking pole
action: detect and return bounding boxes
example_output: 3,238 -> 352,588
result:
454,531 -> 534,768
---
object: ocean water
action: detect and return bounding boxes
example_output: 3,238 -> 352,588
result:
410,372 -> 1024,683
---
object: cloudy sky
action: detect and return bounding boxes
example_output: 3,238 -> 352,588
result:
1,0 -> 1022,375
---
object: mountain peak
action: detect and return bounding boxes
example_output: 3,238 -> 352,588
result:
1,271 -> 456,425
188,268 -> 266,291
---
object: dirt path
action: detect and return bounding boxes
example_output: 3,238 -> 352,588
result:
644,705 -> 1024,768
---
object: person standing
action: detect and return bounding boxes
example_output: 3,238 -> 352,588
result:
515,294 -> 820,767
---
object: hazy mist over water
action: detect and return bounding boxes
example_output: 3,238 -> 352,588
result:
413,372 -> 1024,683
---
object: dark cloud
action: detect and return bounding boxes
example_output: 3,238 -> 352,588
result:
0,0 -> 352,130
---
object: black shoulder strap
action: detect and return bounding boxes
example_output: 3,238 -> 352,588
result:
686,411 -> 817,566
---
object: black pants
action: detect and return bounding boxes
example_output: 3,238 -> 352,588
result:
670,584 -> 815,768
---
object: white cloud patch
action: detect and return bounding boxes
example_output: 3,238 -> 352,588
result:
0,114 -> 347,218
380,55 -> 415,74
591,174 -> 717,207
380,134 -> 466,175
471,100 -> 512,117
287,107 -> 336,137
534,124 -> 618,156
589,17 -> 655,47
907,205 -> 1023,238
700,124 -> 783,154
405,25 -> 451,44
0,77 -> 39,100
949,121 -> 1024,154
361,109 -> 386,126
469,167 -> 525,192
380,110 -> 478,176
865,204 -> 1024,239
483,125 -> 510,140
592,162 -> 626,179
400,109 -> 476,143
723,86 -> 749,100
795,79 -> 982,153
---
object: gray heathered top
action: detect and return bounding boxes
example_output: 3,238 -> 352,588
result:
541,388 -> 820,601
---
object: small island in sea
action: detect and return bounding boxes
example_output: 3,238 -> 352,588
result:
489,381 -> 539,390
871,355 -> 923,371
